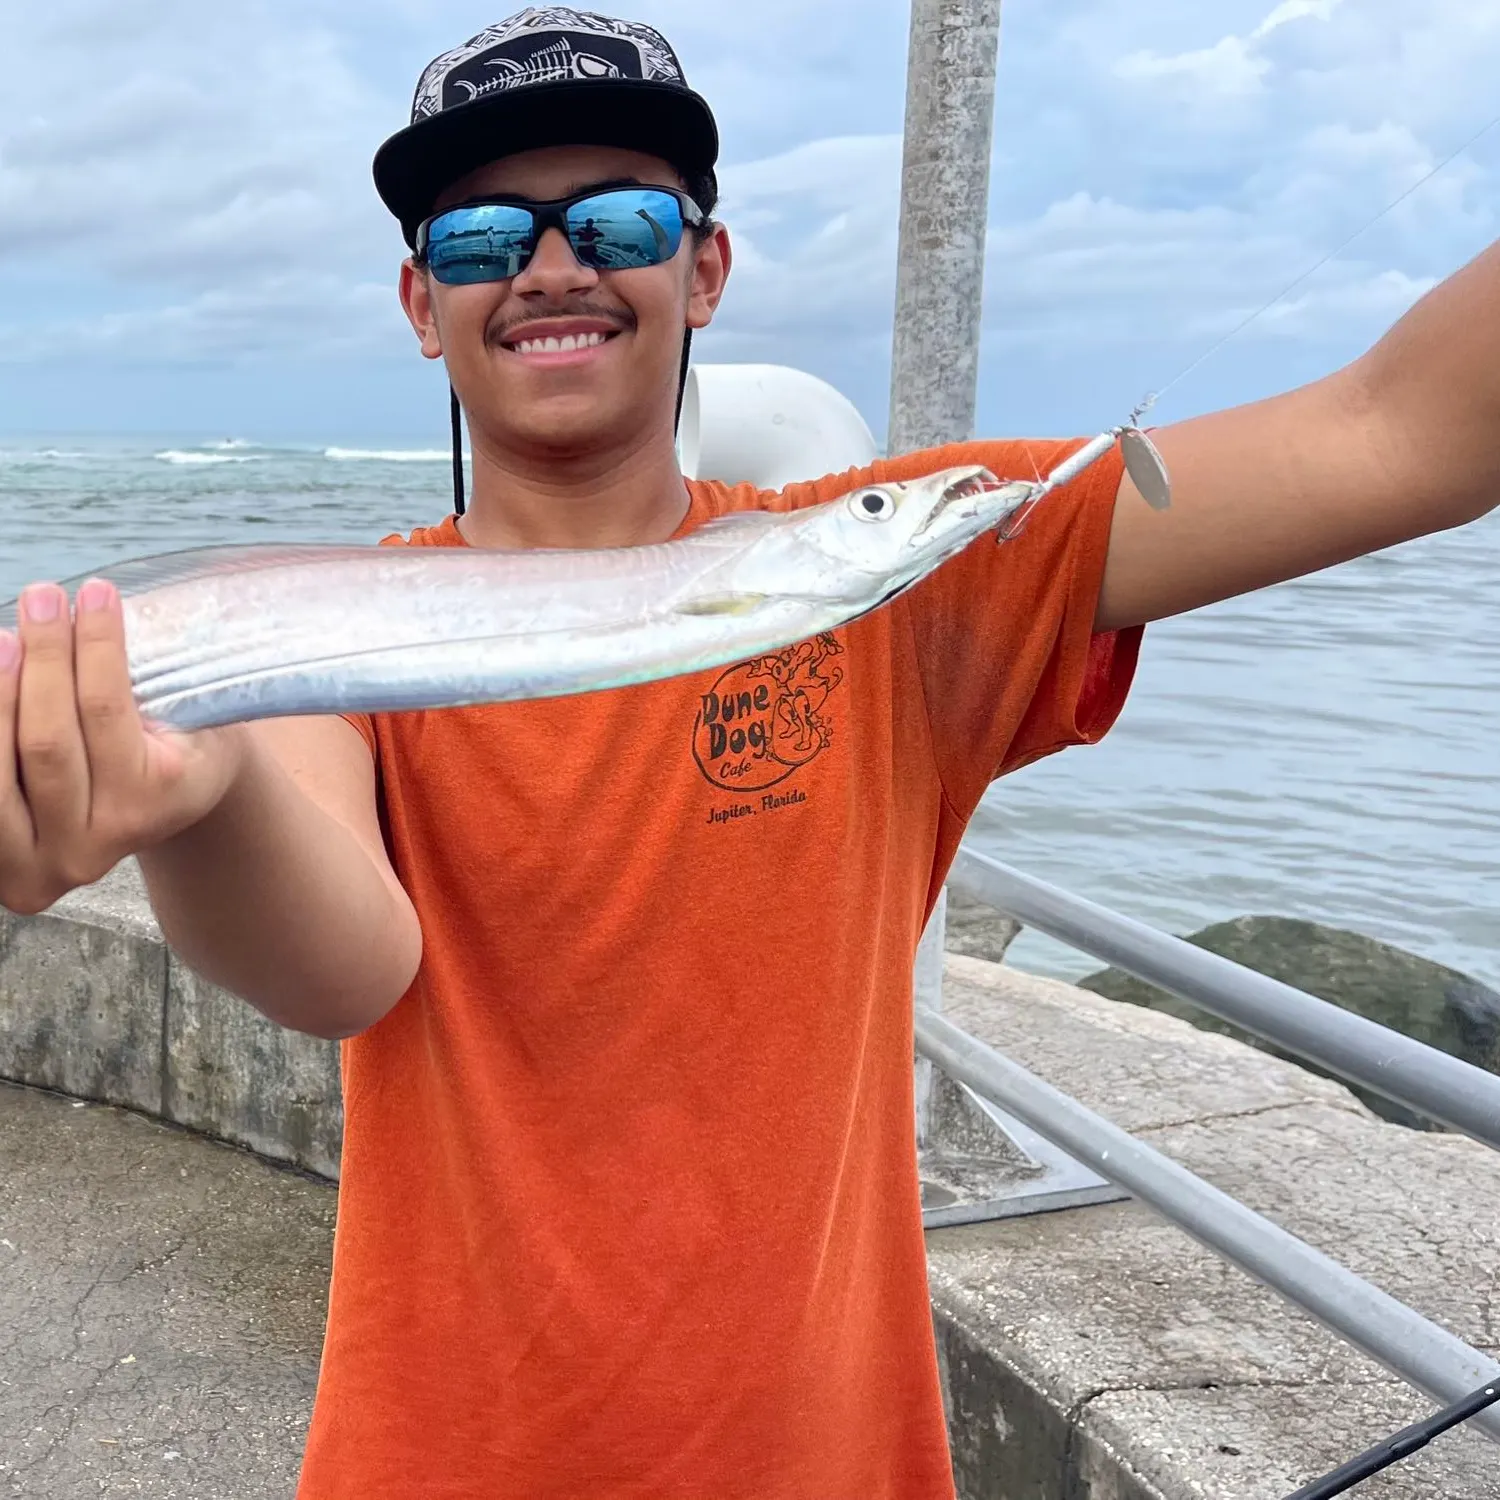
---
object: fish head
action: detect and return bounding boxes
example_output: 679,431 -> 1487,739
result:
807,466 -> 1039,586
671,466 -> 1043,622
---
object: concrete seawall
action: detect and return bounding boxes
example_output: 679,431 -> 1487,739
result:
1,862 -> 342,1180
3,863 -> 1498,1497
930,959 -> 1499,1498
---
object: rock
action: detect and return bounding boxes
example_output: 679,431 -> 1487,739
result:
1077,916 -> 1500,1132
943,887 -> 1022,964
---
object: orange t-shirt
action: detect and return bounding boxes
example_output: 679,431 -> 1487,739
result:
295,439 -> 1140,1500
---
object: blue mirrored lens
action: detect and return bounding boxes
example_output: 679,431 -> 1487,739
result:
425,204 -> 536,285
566,189 -> 686,270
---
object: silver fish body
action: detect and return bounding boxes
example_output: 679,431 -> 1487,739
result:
0,466 -> 1044,732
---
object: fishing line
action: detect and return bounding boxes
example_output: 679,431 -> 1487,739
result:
1282,1379 -> 1500,1499
996,112 -> 1499,519
1032,104 -> 1500,1496
1142,106 -> 1500,416
1121,102 -> 1500,1500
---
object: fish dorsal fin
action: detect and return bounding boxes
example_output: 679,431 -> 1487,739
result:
0,543 -> 382,627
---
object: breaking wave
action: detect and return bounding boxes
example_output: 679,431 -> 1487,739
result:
0,448 -> 93,463
154,450 -> 259,465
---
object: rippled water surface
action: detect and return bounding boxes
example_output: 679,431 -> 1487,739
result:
3,436 -> 1496,988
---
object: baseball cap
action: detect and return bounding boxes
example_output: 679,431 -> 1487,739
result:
374,7 -> 721,248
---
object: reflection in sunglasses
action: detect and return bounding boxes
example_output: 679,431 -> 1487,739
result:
635,210 -> 672,260
422,188 -> 695,284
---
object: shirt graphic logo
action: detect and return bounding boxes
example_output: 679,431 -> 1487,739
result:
693,635 -> 845,792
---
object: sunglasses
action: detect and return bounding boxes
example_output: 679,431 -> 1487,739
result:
414,186 -> 708,286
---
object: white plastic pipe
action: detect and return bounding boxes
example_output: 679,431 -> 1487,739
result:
679,364 -> 879,491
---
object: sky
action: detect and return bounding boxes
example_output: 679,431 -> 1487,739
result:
1,0 -> 1498,446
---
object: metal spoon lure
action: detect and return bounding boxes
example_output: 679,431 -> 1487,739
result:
997,398 -> 1172,543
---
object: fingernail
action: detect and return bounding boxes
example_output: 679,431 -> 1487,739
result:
77,579 -> 113,614
20,585 -> 61,624
0,631 -> 17,671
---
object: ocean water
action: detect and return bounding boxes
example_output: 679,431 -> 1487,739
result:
2,435 -> 1496,990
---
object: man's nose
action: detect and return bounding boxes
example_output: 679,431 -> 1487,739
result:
513,226 -> 598,295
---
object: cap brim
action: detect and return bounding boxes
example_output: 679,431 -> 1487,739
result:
374,80 -> 720,247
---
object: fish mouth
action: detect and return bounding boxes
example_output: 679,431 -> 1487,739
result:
912,469 -> 1012,537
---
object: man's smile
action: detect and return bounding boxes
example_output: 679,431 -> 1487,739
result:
495,317 -> 626,365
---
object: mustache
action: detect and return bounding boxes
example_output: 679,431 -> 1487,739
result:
486,302 -> 637,346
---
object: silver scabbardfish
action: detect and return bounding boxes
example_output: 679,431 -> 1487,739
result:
0,430 -> 1168,733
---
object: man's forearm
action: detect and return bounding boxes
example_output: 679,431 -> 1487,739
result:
1353,236 -> 1500,529
137,734 -> 421,1040
1097,236 -> 1500,631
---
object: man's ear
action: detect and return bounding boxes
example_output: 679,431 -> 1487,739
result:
399,259 -> 445,361
687,224 -> 732,332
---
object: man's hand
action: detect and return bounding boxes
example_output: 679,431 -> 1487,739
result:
0,578 -> 247,916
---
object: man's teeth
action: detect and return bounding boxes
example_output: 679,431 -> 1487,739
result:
511,331 -> 611,355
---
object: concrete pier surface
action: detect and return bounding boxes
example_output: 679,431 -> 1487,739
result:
1,1081 -> 329,1497
3,865 -> 1498,1497
931,956 -> 1500,1498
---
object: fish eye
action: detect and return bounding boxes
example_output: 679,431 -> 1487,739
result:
849,488 -> 897,523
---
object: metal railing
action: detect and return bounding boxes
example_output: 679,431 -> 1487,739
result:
922,848 -> 1500,1444
949,849 -> 1500,1150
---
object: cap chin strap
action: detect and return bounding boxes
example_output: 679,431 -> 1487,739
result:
675,327 -> 693,432
448,328 -> 695,519
450,385 -> 466,517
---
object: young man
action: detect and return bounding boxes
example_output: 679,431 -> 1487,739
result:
1,8 -> 1497,1498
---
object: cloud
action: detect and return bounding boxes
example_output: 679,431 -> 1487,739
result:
0,0 -> 1497,440
1242,268 -> 1439,338
1115,36 -> 1270,100
0,276 -> 404,365
0,2 -> 399,285
1253,0 -> 1345,41
1111,0 -> 1346,105
713,134 -> 902,330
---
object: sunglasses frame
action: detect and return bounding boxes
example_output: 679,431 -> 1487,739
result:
414,185 -> 710,282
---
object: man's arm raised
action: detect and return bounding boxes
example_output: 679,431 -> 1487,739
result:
1096,238 -> 1500,633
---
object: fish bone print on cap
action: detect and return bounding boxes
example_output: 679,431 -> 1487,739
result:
411,7 -> 690,117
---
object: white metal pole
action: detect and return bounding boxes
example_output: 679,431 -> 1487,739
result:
892,1 -> 1004,1128
912,887 -> 948,1147
888,0 -> 1003,454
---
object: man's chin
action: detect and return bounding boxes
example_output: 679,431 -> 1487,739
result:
492,398 -> 650,457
